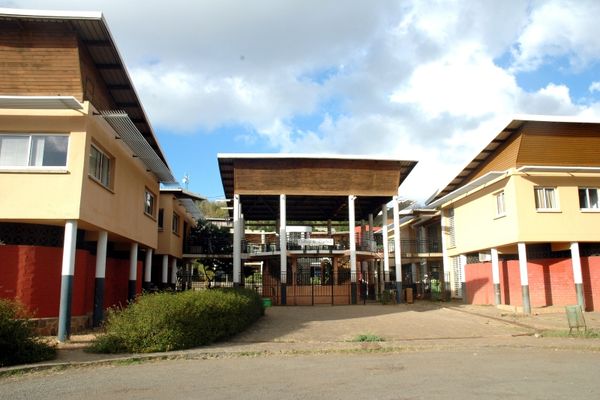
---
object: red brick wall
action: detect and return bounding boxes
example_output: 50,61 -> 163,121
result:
464,263 -> 493,304
582,256 -> 600,311
466,256 -> 600,311
0,245 -> 142,317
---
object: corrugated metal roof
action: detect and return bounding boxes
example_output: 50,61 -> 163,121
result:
101,110 -> 176,184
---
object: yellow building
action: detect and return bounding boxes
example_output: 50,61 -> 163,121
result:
428,116 -> 600,312
0,9 -> 199,340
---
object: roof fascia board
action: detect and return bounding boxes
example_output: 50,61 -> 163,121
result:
428,170 -> 508,209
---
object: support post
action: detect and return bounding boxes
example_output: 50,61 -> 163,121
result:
392,196 -> 403,303
349,195 -> 357,304
58,220 -> 77,342
233,194 -> 241,287
518,242 -> 531,314
570,242 -> 585,310
382,204 -> 390,282
280,194 -> 287,304
491,248 -> 501,305
93,231 -> 108,327
128,242 -> 138,301
459,254 -> 467,303
161,255 -> 169,286
440,210 -> 451,301
171,258 -> 178,289
143,248 -> 153,290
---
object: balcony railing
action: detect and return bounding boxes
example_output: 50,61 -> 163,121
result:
385,239 -> 442,255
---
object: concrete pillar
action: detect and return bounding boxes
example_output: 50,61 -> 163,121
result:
382,204 -> 390,282
327,219 -> 332,236
411,262 -> 418,284
360,219 -> 366,251
279,194 -> 287,304
143,248 -> 153,289
440,211 -> 451,301
162,255 -> 169,285
392,196 -> 403,303
93,231 -> 108,327
491,248 -> 501,305
368,213 -> 374,251
171,258 -> 178,288
518,242 -> 531,314
128,242 -> 138,301
233,194 -> 241,286
570,242 -> 585,310
349,195 -> 357,304
459,254 -> 467,303
58,220 -> 77,342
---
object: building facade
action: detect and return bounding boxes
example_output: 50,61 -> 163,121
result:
0,9 -> 199,339
428,116 -> 600,312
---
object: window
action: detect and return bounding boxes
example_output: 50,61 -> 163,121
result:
579,188 -> 600,210
158,209 -> 164,230
495,191 -> 506,217
534,187 -> 558,210
0,134 -> 68,168
172,212 -> 180,234
89,145 -> 111,187
144,189 -> 156,217
447,208 -> 456,248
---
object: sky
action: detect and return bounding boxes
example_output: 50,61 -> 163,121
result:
4,0 -> 600,202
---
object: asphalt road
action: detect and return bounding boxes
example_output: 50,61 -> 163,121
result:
2,346 -> 599,400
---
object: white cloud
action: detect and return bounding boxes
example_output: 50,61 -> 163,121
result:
511,0 -> 600,71
6,0 -> 600,201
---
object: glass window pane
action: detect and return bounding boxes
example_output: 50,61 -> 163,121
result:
579,188 -> 588,209
545,188 -> 555,209
29,136 -> 45,166
40,136 -> 68,166
101,156 -> 110,186
534,188 -> 544,208
0,136 -> 29,166
590,189 -> 599,209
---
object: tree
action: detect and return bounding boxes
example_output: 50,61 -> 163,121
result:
189,219 -> 233,278
198,200 -> 229,219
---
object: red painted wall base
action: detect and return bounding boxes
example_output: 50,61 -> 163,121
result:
465,256 -> 600,311
0,245 -> 143,318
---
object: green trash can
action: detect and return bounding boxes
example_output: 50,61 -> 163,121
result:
262,298 -> 272,308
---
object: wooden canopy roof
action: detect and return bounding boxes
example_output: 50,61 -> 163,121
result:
218,154 -> 417,221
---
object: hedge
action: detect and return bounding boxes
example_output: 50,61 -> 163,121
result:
0,299 -> 56,367
89,288 -> 264,353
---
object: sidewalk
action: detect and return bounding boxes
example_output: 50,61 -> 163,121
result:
3,302 -> 599,375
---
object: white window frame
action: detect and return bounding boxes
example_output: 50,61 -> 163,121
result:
88,144 -> 112,189
579,187 -> 600,211
144,189 -> 156,218
534,187 -> 559,212
495,191 -> 506,218
0,133 -> 69,171
447,208 -> 456,248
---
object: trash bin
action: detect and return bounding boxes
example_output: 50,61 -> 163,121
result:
405,287 -> 414,304
262,298 -> 272,308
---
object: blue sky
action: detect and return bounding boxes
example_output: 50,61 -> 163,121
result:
5,0 -> 600,201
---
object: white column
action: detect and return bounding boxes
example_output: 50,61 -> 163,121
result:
171,257 -> 178,286
144,248 -> 153,283
233,194 -> 241,285
440,211 -> 450,300
348,195 -> 357,281
279,194 -> 287,284
570,242 -> 585,309
128,242 -> 138,301
491,248 -> 501,305
382,204 -> 390,281
368,213 -> 375,251
93,231 -> 108,327
392,197 -> 404,303
162,255 -> 169,284
58,220 -> 78,342
411,262 -> 418,283
518,242 -> 531,314
459,254 -> 467,302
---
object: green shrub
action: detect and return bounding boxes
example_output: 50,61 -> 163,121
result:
352,334 -> 384,342
89,288 -> 264,354
0,299 -> 56,367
